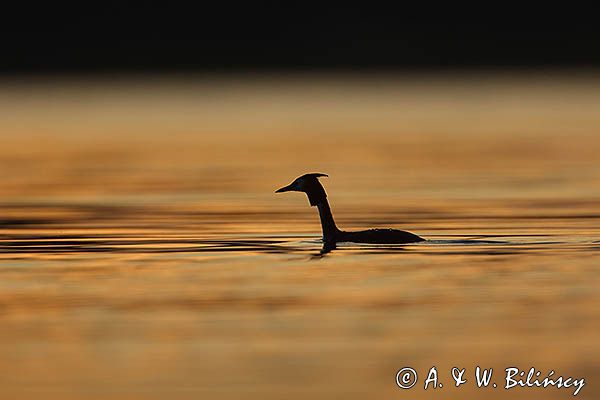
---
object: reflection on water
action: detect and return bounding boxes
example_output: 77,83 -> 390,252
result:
0,227 -> 596,256
0,73 -> 599,399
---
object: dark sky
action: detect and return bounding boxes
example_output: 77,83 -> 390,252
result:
2,6 -> 599,74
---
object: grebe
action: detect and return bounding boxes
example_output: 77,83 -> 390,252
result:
276,173 -> 425,246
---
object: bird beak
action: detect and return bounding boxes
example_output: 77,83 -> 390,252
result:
275,184 -> 294,193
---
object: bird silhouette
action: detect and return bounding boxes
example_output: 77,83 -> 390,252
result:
276,173 -> 424,248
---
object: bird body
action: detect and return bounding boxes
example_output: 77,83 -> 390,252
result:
337,228 -> 424,244
276,173 -> 424,246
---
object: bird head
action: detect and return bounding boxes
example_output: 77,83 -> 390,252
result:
275,173 -> 329,206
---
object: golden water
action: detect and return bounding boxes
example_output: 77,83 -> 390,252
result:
0,73 -> 599,399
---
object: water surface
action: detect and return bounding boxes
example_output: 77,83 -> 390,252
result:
0,73 -> 599,399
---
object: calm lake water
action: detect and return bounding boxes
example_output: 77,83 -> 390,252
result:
0,73 -> 599,399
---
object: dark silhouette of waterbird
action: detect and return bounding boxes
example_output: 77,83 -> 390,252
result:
275,173 -> 425,247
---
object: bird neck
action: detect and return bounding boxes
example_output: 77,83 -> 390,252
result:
316,198 -> 340,244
